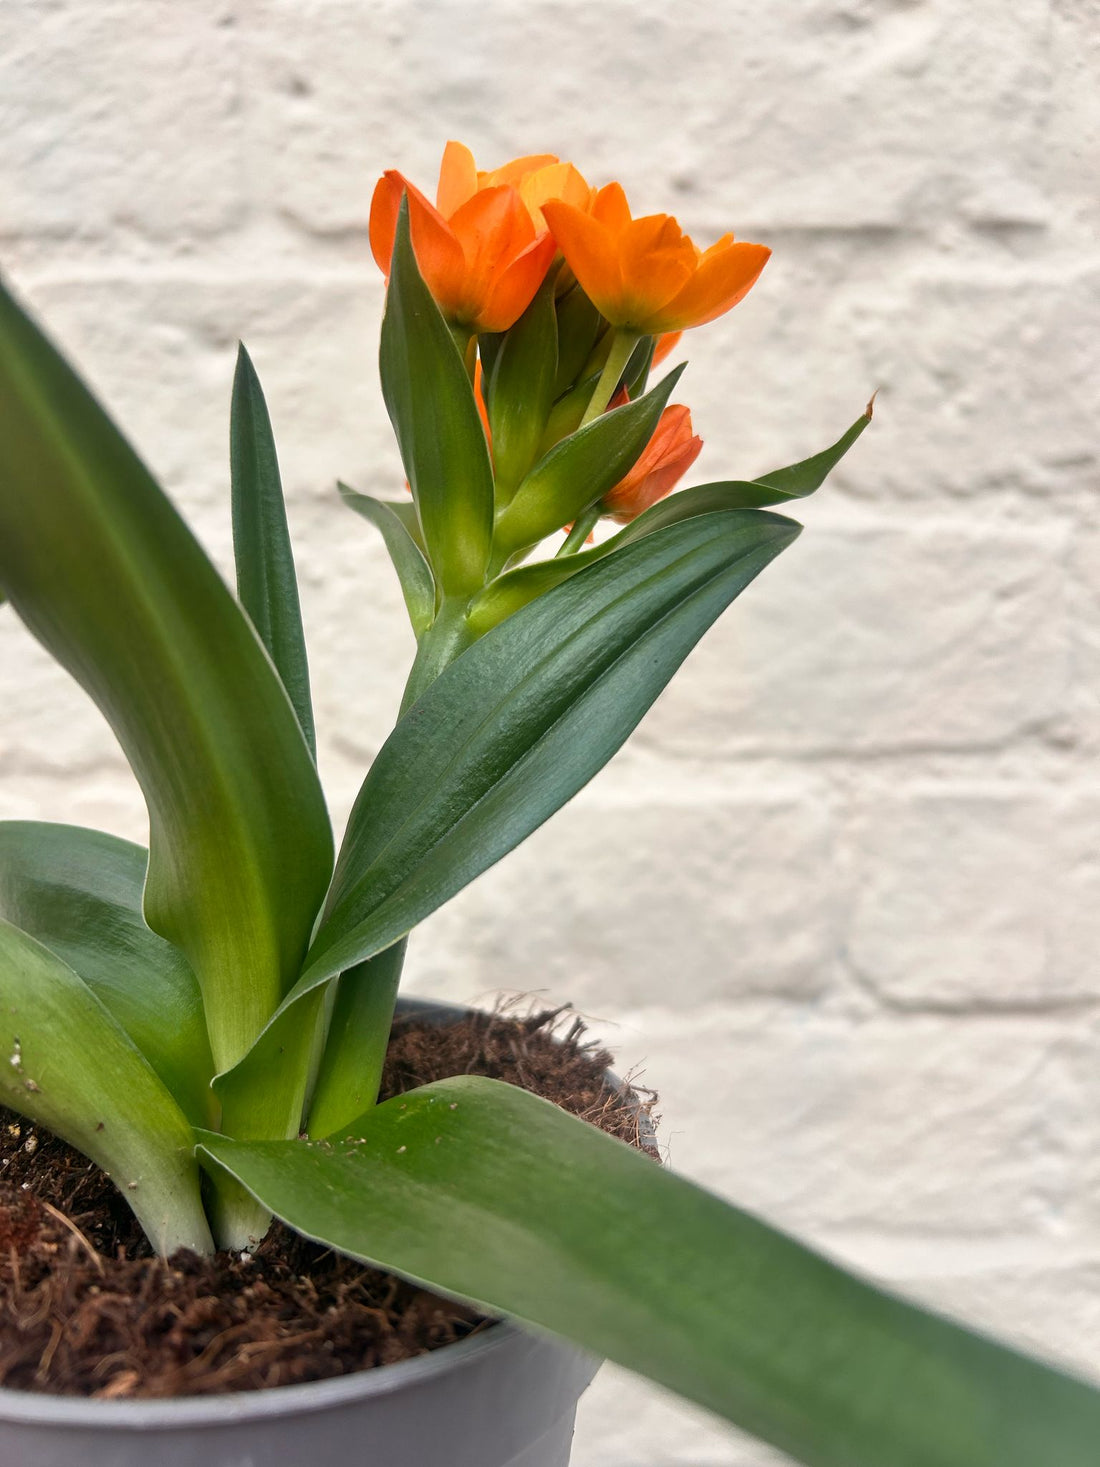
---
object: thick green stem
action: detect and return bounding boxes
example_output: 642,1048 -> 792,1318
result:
305,939 -> 407,1138
578,329 -> 641,429
400,597 -> 475,716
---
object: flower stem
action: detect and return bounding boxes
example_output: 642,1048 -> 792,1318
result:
557,502 -> 602,557
578,329 -> 641,428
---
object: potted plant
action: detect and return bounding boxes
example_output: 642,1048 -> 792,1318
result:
0,141 -> 1098,1467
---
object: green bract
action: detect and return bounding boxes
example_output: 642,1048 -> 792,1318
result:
1,192 -> 1095,1467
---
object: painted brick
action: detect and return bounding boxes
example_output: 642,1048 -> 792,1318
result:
0,2 -> 244,241
847,786 -> 1100,1007
401,777 -> 839,1009
636,517 -> 1069,759
578,1007 -> 1081,1239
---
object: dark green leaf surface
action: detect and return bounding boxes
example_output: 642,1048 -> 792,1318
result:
0,280 -> 333,1074
280,510 -> 797,1003
379,199 -> 494,596
0,918 -> 212,1256
230,344 -> 316,756
200,1075 -> 1100,1467
0,822 -> 214,1127
338,484 -> 435,637
494,364 -> 685,553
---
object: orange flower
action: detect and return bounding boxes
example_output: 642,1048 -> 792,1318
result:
542,183 -> 770,335
437,141 -> 593,232
601,404 -> 702,522
370,163 -> 556,334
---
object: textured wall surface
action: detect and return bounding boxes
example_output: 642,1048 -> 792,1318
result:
2,1 -> 1099,1461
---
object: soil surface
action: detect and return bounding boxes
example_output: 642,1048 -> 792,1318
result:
0,1005 -> 656,1399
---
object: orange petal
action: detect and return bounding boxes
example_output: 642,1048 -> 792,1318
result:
649,241 -> 771,333
652,331 -> 683,365
402,180 -> 467,318
369,173 -> 404,276
476,232 -> 557,332
517,162 -> 593,230
617,215 -> 695,324
436,140 -> 480,217
448,186 -> 535,320
603,405 -> 702,521
479,153 -> 559,189
590,181 -> 633,234
542,200 -> 624,322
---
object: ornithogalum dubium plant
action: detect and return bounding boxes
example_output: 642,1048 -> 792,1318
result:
1,142 -> 1098,1467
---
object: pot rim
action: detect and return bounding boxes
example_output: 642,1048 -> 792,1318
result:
0,995 -> 620,1429
0,1317 -> 534,1429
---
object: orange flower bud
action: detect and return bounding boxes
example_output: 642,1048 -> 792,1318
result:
601,405 -> 702,523
543,183 -> 769,336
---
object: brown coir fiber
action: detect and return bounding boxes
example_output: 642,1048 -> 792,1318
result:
0,1006 -> 656,1399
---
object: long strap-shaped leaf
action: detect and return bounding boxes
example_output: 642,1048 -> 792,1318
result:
0,821 -> 214,1128
282,509 -> 798,1008
0,280 -> 333,1073
199,1075 -> 1100,1467
0,919 -> 212,1256
231,343 -> 316,757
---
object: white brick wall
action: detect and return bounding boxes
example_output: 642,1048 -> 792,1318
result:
1,2 -> 1098,1461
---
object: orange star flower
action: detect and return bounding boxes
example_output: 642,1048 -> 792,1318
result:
601,404 -> 703,522
436,141 -> 593,232
370,167 -> 556,335
542,182 -> 770,335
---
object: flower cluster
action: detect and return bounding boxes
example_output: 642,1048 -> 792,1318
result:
369,142 -> 768,524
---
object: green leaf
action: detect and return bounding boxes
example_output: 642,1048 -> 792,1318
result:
283,509 -> 798,1002
487,277 -> 558,502
231,343 -> 316,757
468,406 -> 873,634
0,279 -> 333,1077
494,364 -> 685,554
380,197 -> 494,597
338,484 -> 435,638
0,821 -> 214,1128
0,918 -> 212,1256
199,1074 -> 1100,1467
552,284 -> 603,398
622,334 -> 656,401
736,403 -> 875,508
536,372 -> 598,459
305,938 -> 407,1140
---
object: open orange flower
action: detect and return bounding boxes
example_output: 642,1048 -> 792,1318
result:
543,183 -> 770,335
436,141 -> 593,232
370,163 -> 556,334
601,404 -> 702,522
